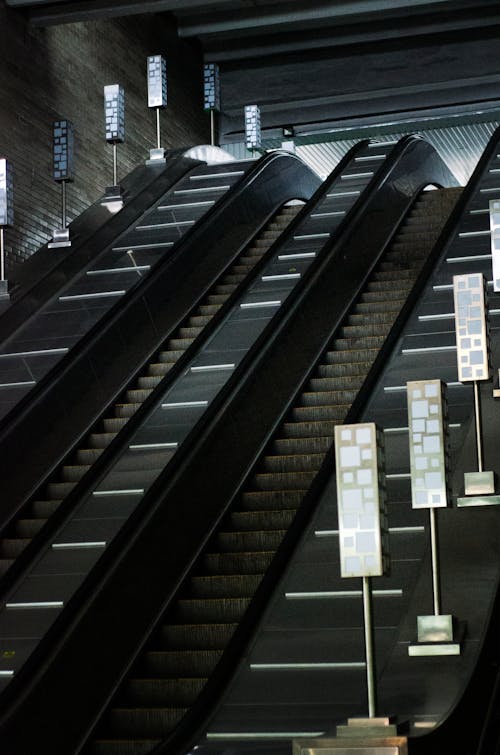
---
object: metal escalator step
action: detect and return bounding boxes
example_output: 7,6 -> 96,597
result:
30,499 -> 61,518
46,481 -> 77,499
214,284 -> 235,295
373,268 -> 416,282
307,375 -> 365,391
14,518 -> 45,538
347,312 -> 398,326
167,338 -> 195,351
114,403 -> 140,419
157,350 -> 185,363
333,336 -> 385,350
87,738 -> 162,754
146,362 -> 172,377
324,348 -> 380,364
125,389 -> 152,404
187,314 -> 212,328
89,432 -> 118,448
201,551 -> 274,575
291,405 -> 350,421
229,508 -> 297,530
271,436 -> 332,455
159,623 -> 237,650
103,417 -> 129,433
361,289 -> 408,302
137,649 -> 222,677
250,470 -> 316,491
239,490 -> 304,510
354,300 -> 403,313
0,539 -> 30,558
198,303 -> 222,316
340,323 -> 391,338
366,279 -> 410,293
189,574 -> 263,599
137,376 -> 163,390
239,255 -> 262,265
76,448 -> 105,465
207,293 -> 230,305
316,361 -> 373,378
173,597 -> 251,623
216,529 -> 286,552
105,707 -> 187,738
261,453 -> 323,474
121,677 -> 206,706
177,326 -> 203,339
300,389 -> 358,406
60,464 -> 91,482
282,419 -> 343,438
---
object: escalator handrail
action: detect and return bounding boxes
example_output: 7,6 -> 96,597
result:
0,137 -> 455,753
0,150 -> 320,530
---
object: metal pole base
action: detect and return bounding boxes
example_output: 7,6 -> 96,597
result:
100,185 -> 125,213
0,279 -> 9,301
293,734 -> 407,755
146,147 -> 166,165
408,614 -> 461,656
48,227 -> 71,249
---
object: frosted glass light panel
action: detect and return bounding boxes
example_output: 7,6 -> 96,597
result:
407,380 -> 449,509
0,159 -> 14,227
489,199 -> 500,292
147,55 -> 167,109
53,120 -> 74,182
104,84 -> 125,143
204,63 -> 220,112
334,423 -> 389,578
245,104 -> 261,150
453,273 -> 489,382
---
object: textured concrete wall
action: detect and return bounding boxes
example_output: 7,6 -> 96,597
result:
0,4 -> 208,271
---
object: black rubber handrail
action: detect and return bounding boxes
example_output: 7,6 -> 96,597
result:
0,150 -> 320,525
0,137 -> 456,754
0,142 -> 363,604
0,153 -> 200,342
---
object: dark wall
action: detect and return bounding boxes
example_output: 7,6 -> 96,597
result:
219,27 -> 500,141
0,3 -> 208,271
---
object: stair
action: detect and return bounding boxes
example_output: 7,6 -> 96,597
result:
85,187 -> 461,754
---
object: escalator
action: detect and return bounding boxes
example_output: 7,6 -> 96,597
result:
0,136 -> 459,753
0,149 -> 320,527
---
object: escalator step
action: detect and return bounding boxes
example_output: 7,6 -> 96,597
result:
147,363 -> 172,377
282,419 -> 343,438
207,293 -> 230,305
115,404 -> 140,419
76,448 -> 105,465
187,314 -> 212,328
239,490 -> 305,510
46,481 -> 77,499
361,289 -> 408,302
189,574 -> 263,599
316,362 -> 372,378
102,417 -> 129,433
126,389 -> 153,404
307,375 -> 365,390
172,597 -> 251,623
291,405 -> 349,421
347,312 -> 397,325
229,509 -> 297,531
300,389 -> 358,406
137,376 -> 162,390
354,300 -> 403,314
177,327 -> 203,339
159,623 -> 237,650
121,677 -> 206,706
340,323 -> 395,338
214,284 -> 235,295
333,336 -> 385,350
137,649 -> 222,677
216,529 -> 286,552
261,453 -> 324,474
105,707 -> 187,738
223,274 -> 247,286
198,303 -> 222,316
271,435 -> 332,454
89,432 -> 118,448
324,348 -> 380,364
372,268 -> 416,282
167,338 -> 195,351
30,499 -> 61,518
14,518 -> 45,538
201,551 -> 274,575
157,350 -> 185,363
250,470 -> 316,491
60,464 -> 91,483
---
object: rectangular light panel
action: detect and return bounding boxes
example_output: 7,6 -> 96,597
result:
204,63 -> 220,112
407,380 -> 449,509
0,159 -> 14,227
334,423 -> 389,578
53,120 -> 74,182
489,199 -> 500,291
245,104 -> 261,150
147,55 -> 167,109
104,84 -> 125,143
453,273 -> 489,381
